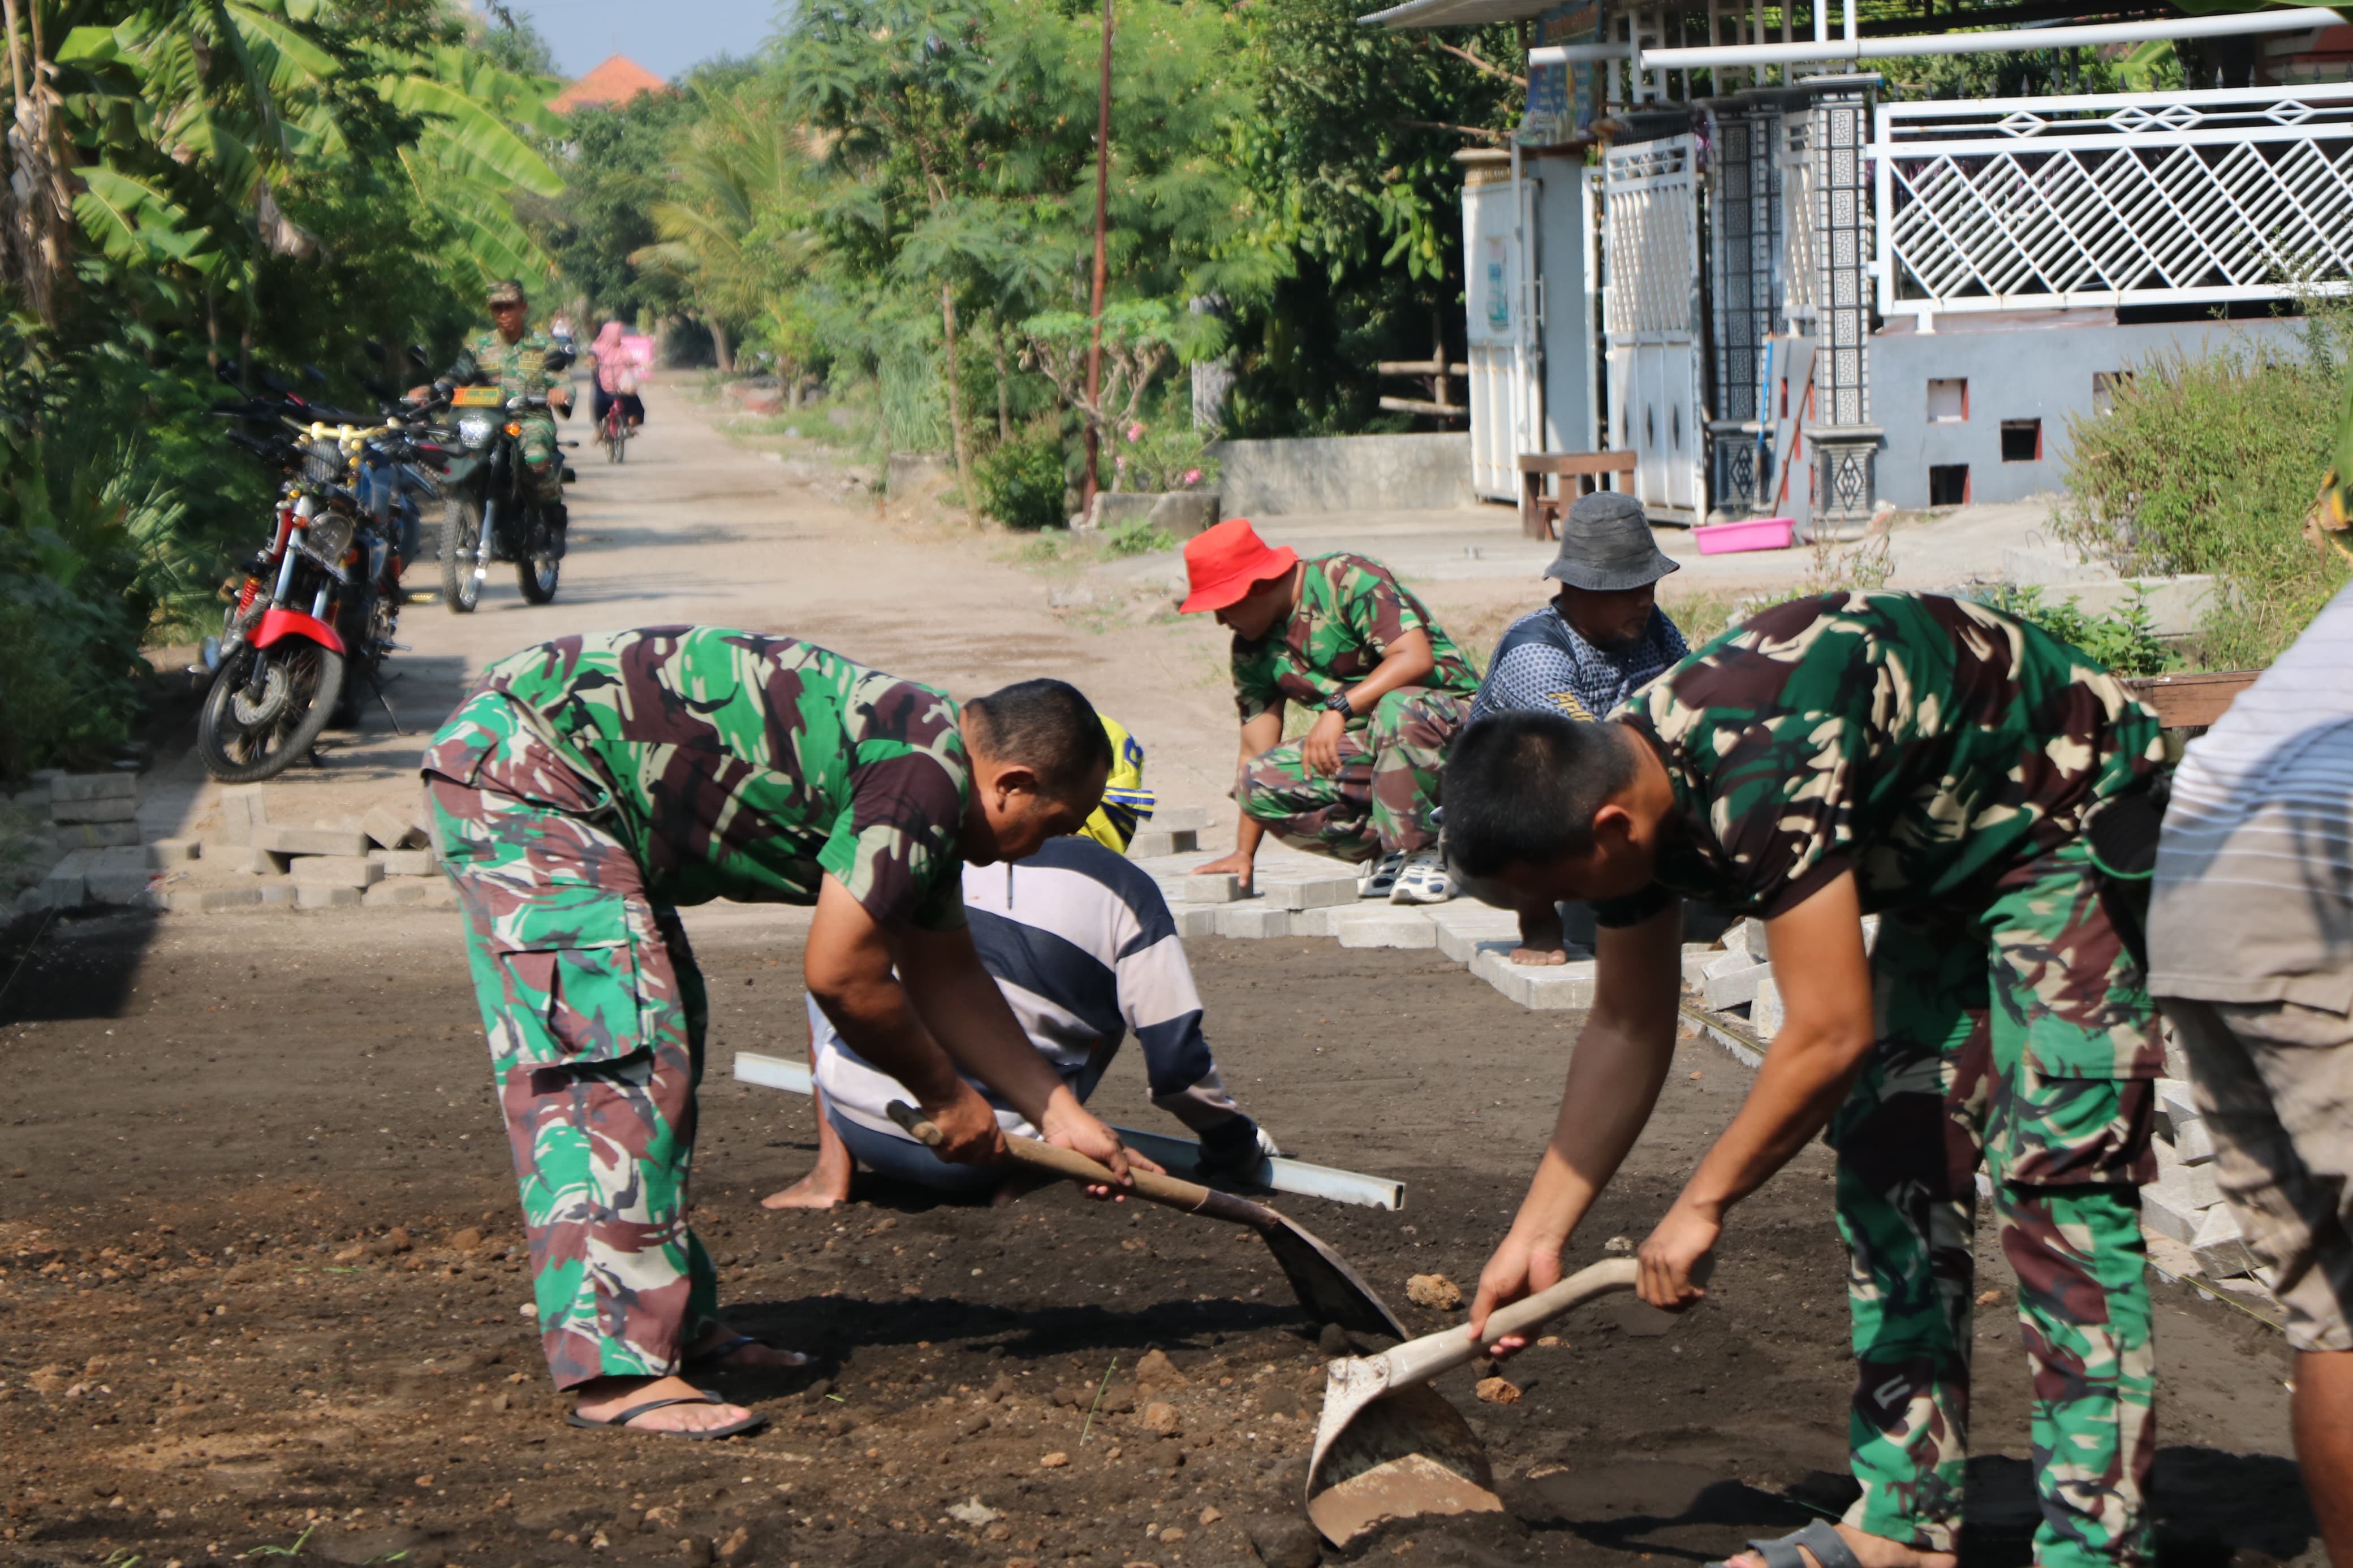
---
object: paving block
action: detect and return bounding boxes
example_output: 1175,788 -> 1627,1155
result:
34,849 -> 94,910
85,847 -> 154,906
1740,917 -> 1772,962
1519,958 -> 1600,1012
217,784 -> 269,847
146,838 -> 200,866
420,882 -> 458,910
1291,905 -> 1342,939
1861,914 -> 1881,954
2140,1161 -> 2224,1243
2156,1078 -> 2201,1132
291,854 -> 383,889
1335,906 -> 1438,949
361,804 -> 429,851
52,794 -> 137,825
1183,873 -> 1243,905
54,820 -> 140,850
252,824 -> 370,858
1128,828 -> 1200,859
1175,906 -> 1221,939
1752,974 -> 1786,1037
2191,1203 -> 2258,1280
1153,805 -> 1213,832
1433,908 -> 1526,964
365,879 -> 437,908
2158,1015 -> 2191,1082
51,772 -> 136,805
164,887 -> 263,914
1217,904 -> 1293,939
296,883 -> 364,909
258,881 -> 298,906
1260,874 -> 1359,913
376,848 -> 441,878
2174,1116 -> 2215,1166
1680,944 -> 1717,990
1703,962 -> 1770,1011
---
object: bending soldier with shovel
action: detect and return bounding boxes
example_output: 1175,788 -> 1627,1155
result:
1440,593 -> 2166,1568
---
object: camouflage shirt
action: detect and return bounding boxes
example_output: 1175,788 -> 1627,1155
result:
427,628 -> 971,928
1596,592 -> 2165,926
459,326 -> 564,400
1230,553 -> 1480,723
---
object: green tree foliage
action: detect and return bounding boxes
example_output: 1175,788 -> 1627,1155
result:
527,84 -> 698,326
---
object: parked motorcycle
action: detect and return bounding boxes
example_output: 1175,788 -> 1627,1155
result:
198,371 -> 433,782
432,344 -> 576,613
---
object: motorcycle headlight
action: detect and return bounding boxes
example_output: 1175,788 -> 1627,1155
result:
457,412 -> 495,450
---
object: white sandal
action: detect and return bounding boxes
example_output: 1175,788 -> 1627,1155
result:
1389,849 -> 1453,905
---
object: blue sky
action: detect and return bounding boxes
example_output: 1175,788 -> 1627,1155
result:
505,1 -> 782,82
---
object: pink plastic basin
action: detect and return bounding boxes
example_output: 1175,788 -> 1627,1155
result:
1693,516 -> 1795,555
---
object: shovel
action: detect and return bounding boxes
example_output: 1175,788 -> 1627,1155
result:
886,1101 -> 1407,1340
1304,1254 -> 1708,1546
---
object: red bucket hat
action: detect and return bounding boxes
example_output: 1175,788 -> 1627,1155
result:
1179,518 -> 1298,614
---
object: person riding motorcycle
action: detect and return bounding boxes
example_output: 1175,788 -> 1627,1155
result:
433,279 -> 572,530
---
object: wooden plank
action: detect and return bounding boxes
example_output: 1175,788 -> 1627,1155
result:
1377,395 -> 1467,416
2121,671 -> 2260,729
1515,450 -> 1639,474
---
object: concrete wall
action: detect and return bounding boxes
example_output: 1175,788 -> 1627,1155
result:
1206,432 -> 1475,517
1869,313 -> 2305,510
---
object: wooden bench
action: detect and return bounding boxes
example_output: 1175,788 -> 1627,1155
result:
1518,450 -> 1639,541
2121,670 -> 2260,730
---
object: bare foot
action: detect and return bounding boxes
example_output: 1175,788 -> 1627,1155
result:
761,1169 -> 848,1210
1510,945 -> 1569,966
686,1324 -> 809,1371
571,1373 -> 753,1434
1726,1525 -> 1957,1568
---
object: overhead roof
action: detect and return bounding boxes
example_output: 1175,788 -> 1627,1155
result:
1358,0 -> 1560,28
550,55 -> 668,114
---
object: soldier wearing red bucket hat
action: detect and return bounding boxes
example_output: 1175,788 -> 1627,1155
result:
1179,517 -> 1480,903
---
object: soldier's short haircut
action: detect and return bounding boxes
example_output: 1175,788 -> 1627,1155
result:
965,679 -> 1114,795
1442,711 -> 1638,878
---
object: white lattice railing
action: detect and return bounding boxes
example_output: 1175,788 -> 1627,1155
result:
1874,83 -> 2353,316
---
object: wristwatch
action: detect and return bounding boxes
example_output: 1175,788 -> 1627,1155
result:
1324,689 -> 1356,716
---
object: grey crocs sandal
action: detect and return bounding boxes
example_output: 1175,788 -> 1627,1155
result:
1714,1521 -> 1867,1568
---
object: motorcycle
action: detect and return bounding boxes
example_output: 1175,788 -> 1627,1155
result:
197,370 -> 433,782
432,344 -> 577,614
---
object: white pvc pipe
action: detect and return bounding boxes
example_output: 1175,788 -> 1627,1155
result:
1843,0 -> 1856,44
1628,6 -> 2334,68
1528,40 -> 1636,63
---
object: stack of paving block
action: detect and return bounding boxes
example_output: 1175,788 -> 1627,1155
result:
2140,1034 -> 2272,1308
28,772 -> 201,912
195,785 -> 454,913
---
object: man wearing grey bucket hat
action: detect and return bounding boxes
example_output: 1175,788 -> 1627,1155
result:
1469,491 -> 1688,964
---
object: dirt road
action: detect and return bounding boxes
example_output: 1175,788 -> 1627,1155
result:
0,388 -> 2320,1567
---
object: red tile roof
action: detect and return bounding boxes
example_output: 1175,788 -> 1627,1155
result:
550,55 -> 668,114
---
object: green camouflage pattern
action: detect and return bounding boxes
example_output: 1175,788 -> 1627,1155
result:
462,325 -> 565,500
1236,688 -> 1468,861
423,629 -> 971,926
1830,837 -> 2157,1568
424,715 -> 721,1389
1604,592 -> 2165,925
1229,552 -> 1479,723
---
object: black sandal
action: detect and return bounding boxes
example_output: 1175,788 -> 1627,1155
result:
682,1333 -> 811,1375
1714,1521 -> 1867,1568
564,1390 -> 767,1441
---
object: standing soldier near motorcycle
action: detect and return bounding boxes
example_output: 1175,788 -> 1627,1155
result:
447,279 -> 571,531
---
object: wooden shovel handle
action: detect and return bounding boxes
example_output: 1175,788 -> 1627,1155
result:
886,1100 -> 1272,1228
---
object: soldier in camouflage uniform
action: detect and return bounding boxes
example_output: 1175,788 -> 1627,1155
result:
424,627 -> 1135,1437
1177,517 -> 1481,904
1447,593 -> 2167,1568
451,279 -> 570,507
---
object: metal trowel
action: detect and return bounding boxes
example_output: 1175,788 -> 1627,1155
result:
1304,1254 -> 1706,1546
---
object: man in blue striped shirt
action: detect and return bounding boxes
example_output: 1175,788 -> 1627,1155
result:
765,834 -> 1278,1206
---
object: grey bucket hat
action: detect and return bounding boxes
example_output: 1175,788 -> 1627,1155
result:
1541,491 -> 1681,591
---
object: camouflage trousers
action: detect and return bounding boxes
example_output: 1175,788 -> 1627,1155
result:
425,692 -> 718,1390
519,413 -> 562,503
1234,688 -> 1468,862
1828,838 -> 2160,1568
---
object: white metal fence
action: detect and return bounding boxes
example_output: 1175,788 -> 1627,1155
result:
1874,83 -> 2353,318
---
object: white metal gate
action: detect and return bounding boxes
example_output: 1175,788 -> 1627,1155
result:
1602,135 -> 1705,524
1462,169 -> 1540,502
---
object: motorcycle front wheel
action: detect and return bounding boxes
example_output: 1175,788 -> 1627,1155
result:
197,642 -> 344,783
518,517 -> 561,604
441,496 -> 485,614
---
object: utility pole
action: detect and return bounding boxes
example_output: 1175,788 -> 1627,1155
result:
1080,0 -> 1114,520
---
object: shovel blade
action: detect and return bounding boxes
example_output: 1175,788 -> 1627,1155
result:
1303,1380 -> 1501,1547
1260,1218 -> 1409,1340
